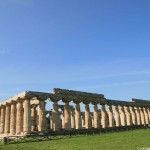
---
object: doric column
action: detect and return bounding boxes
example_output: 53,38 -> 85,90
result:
4,103 -> 11,134
71,108 -> 75,129
84,103 -> 91,129
143,107 -> 149,125
119,105 -> 126,126
93,104 -> 100,128
49,111 -> 53,130
101,104 -> 108,128
16,99 -> 23,134
38,100 -> 46,133
31,104 -> 37,131
81,113 -> 85,128
75,103 -> 82,129
130,106 -> 137,125
52,101 -> 60,131
91,114 -> 94,128
114,105 -> 121,127
135,107 -> 141,125
10,101 -> 17,135
23,99 -> 31,134
107,105 -> 115,127
124,106 -> 132,126
139,107 -> 145,125
147,108 -> 150,123
64,102 -> 71,130
0,105 -> 5,134
61,110 -> 65,129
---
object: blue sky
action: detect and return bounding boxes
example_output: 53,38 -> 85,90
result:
0,0 -> 150,102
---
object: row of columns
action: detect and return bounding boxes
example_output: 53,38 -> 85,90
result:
0,99 -> 46,135
51,102 -> 150,131
0,97 -> 150,135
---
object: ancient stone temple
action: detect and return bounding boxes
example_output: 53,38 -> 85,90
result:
0,88 -> 150,136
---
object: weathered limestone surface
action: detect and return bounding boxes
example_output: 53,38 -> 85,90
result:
107,105 -> 115,127
143,108 -> 149,124
139,107 -> 145,125
135,107 -> 141,125
31,104 -> 37,131
0,88 -> 150,136
114,106 -> 121,127
101,105 -> 108,128
0,106 -> 5,134
124,106 -> 132,126
64,102 -> 71,130
23,99 -> 31,133
71,109 -> 75,129
10,102 -> 16,135
93,104 -> 100,128
119,106 -> 126,126
16,100 -> 23,134
38,100 -> 46,132
84,103 -> 91,129
75,103 -> 82,129
4,103 -> 10,134
52,102 -> 60,131
130,106 -> 137,125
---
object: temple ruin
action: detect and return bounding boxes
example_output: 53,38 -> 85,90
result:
0,88 -> 150,136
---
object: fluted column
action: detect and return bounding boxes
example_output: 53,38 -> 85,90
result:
38,100 -> 46,132
49,111 -> 53,130
61,110 -> 65,129
91,114 -> 94,127
64,102 -> 71,130
84,103 -> 91,129
101,104 -> 108,128
52,101 -> 60,131
81,113 -> 85,128
139,107 -> 145,125
135,107 -> 141,125
4,103 -> 11,134
10,101 -> 17,135
31,104 -> 37,131
124,106 -> 132,126
23,99 -> 31,133
93,104 -> 100,128
16,100 -> 23,134
71,108 -> 75,129
107,105 -> 115,127
143,107 -> 149,125
0,105 -> 5,134
114,105 -> 121,127
119,105 -> 126,126
75,103 -> 82,129
130,106 -> 137,125
147,108 -> 150,123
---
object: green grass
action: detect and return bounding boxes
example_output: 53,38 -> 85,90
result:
0,129 -> 150,150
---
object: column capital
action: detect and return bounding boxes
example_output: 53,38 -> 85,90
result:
10,100 -> 17,105
5,102 -> 11,106
16,98 -> 23,103
0,104 -> 6,108
83,101 -> 90,105
31,104 -> 38,108
62,98 -> 71,103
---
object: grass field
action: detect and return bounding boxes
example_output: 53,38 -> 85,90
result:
0,129 -> 149,150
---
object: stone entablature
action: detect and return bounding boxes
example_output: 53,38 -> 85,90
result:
0,88 -> 150,136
